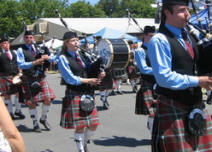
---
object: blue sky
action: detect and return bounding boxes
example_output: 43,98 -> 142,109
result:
70,0 -> 99,5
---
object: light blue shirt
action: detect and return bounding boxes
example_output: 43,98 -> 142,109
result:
17,44 -> 55,70
148,24 -> 199,90
57,50 -> 87,85
134,42 -> 153,75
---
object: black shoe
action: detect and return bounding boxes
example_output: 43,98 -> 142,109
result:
15,111 -> 25,119
33,125 -> 42,132
110,90 -> 116,96
40,119 -> 51,131
10,113 -> 15,120
103,100 -> 110,109
116,90 -> 123,94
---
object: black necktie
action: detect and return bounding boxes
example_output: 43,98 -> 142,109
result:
181,29 -> 194,59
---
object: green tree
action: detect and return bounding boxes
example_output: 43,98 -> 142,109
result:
68,1 -> 105,17
0,0 -> 23,37
97,0 -> 120,17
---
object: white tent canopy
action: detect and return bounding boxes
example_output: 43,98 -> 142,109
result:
40,38 -> 63,50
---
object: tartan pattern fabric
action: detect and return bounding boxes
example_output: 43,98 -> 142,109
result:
152,96 -> 212,152
0,76 -> 18,95
135,80 -> 157,116
21,76 -> 55,104
60,92 -> 99,129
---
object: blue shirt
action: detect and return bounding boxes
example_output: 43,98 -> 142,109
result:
17,44 -> 55,70
134,42 -> 153,75
148,24 -> 199,90
57,50 -> 88,85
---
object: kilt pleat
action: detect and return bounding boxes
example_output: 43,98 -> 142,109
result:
135,80 -> 157,115
152,96 -> 212,152
0,76 -> 18,95
22,76 -> 55,104
60,93 -> 99,129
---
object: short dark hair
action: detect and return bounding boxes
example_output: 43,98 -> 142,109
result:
144,26 -> 156,35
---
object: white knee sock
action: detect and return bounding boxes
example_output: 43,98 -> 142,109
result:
100,91 -> 105,102
14,96 -> 21,113
41,104 -> 50,121
84,128 -> 95,143
105,90 -> 111,97
147,116 -> 154,134
75,132 -> 84,152
29,108 -> 38,121
130,80 -> 136,89
116,80 -> 122,91
5,99 -> 13,114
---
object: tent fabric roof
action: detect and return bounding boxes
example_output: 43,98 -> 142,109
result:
189,8 -> 210,30
40,18 -> 158,34
81,27 -> 138,44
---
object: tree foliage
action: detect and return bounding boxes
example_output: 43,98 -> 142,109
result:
0,0 -> 156,38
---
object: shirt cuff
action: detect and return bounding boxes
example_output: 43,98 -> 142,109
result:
188,76 -> 199,87
78,78 -> 82,85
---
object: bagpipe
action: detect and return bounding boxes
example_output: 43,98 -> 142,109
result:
32,42 -> 51,77
187,0 -> 212,75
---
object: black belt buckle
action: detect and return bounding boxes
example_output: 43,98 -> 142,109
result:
188,108 -> 207,136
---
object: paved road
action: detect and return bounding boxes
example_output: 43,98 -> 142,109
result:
13,73 -> 212,152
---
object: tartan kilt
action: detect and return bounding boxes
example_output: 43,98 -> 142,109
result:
127,65 -> 140,80
135,80 -> 157,116
152,96 -> 212,152
0,76 -> 18,95
60,92 -> 99,129
21,76 -> 55,104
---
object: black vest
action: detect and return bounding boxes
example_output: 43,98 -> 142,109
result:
140,44 -> 156,84
0,50 -> 19,76
156,25 -> 202,105
63,51 -> 93,93
20,45 -> 45,77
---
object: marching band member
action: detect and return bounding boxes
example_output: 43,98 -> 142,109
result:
58,31 -> 105,152
127,40 -> 140,93
0,33 -> 25,120
148,0 -> 212,151
134,26 -> 156,134
17,31 -> 55,132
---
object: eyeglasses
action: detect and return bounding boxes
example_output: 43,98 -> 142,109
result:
25,36 -> 33,39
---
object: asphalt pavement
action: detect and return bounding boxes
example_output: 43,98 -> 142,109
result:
13,73 -> 212,152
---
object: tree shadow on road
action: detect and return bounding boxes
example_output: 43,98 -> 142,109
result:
93,136 -> 151,147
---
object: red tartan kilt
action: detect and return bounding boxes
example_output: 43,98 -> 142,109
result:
60,94 -> 99,129
135,81 -> 157,115
0,76 -> 18,95
127,65 -> 140,79
152,96 -> 212,152
22,76 -> 55,104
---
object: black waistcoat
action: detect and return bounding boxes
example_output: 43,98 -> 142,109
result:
21,45 -> 45,77
140,45 -> 156,84
156,25 -> 202,105
63,51 -> 93,93
0,50 -> 19,76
